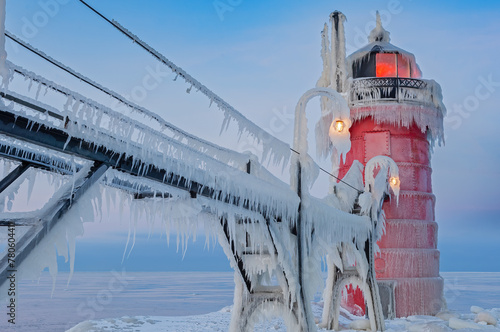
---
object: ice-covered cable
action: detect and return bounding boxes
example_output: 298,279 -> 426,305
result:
4,61 -> 252,170
77,0 -> 290,166
290,148 -> 362,194
4,31 -> 251,168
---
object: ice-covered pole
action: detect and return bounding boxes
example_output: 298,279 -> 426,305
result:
290,87 -> 351,331
315,12 -> 349,166
329,11 -> 347,93
292,87 -> 351,191
0,0 -> 8,87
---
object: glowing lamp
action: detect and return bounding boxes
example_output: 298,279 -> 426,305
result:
334,120 -> 345,133
389,176 -> 400,186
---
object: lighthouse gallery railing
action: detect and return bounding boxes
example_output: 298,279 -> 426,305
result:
349,77 -> 445,112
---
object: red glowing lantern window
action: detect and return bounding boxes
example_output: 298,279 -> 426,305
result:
375,53 -> 412,78
376,53 -> 397,77
397,54 -> 410,78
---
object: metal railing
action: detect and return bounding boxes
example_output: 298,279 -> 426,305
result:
349,77 -> 443,111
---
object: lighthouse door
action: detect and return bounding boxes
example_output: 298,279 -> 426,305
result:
363,131 -> 391,163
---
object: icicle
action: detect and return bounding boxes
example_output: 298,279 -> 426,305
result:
26,168 -> 36,204
349,85 -> 445,149
122,204 -> 133,263
2,158 -> 13,177
27,77 -> 33,91
35,82 -> 43,99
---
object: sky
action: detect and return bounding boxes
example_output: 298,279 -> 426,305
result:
1,0 -> 500,273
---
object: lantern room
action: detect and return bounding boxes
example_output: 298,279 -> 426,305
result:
346,13 -> 422,80
351,47 -> 422,79
345,15 -> 433,105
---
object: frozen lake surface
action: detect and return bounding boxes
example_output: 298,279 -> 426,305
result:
0,271 -> 499,331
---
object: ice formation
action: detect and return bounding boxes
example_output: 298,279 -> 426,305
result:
291,87 -> 351,188
369,11 -> 391,43
0,9 -> 407,331
363,155 -> 400,208
475,311 -> 498,326
286,52 -> 398,329
349,86 -> 446,148
448,317 -> 484,330
63,300 -> 500,332
315,13 -> 350,171
326,160 -> 364,211
109,20 -> 291,166
1,63 -> 308,226
4,31 -> 257,168
471,306 -> 485,314
3,62 -> 251,170
349,318 -> 371,330
0,134 -> 85,174
316,12 -> 348,95
0,163 -> 94,298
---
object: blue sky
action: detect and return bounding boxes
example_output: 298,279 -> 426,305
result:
3,0 -> 500,272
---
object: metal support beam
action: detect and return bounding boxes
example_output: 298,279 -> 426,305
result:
0,162 -> 108,288
295,160 -> 314,331
0,148 -> 79,175
0,218 -> 39,227
0,162 -> 29,194
0,103 -> 286,221
0,91 -> 64,120
220,217 -> 252,292
297,162 -> 303,292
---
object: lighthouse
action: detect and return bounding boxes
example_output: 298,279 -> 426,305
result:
335,13 -> 447,317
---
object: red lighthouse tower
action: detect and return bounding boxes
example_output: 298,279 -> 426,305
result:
339,16 -> 446,317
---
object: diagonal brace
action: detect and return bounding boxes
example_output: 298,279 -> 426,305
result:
0,162 -> 108,288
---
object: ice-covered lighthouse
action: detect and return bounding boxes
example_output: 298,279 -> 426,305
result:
331,12 -> 447,317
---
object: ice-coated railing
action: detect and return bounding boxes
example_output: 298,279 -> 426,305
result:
349,77 -> 446,113
348,77 -> 447,148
